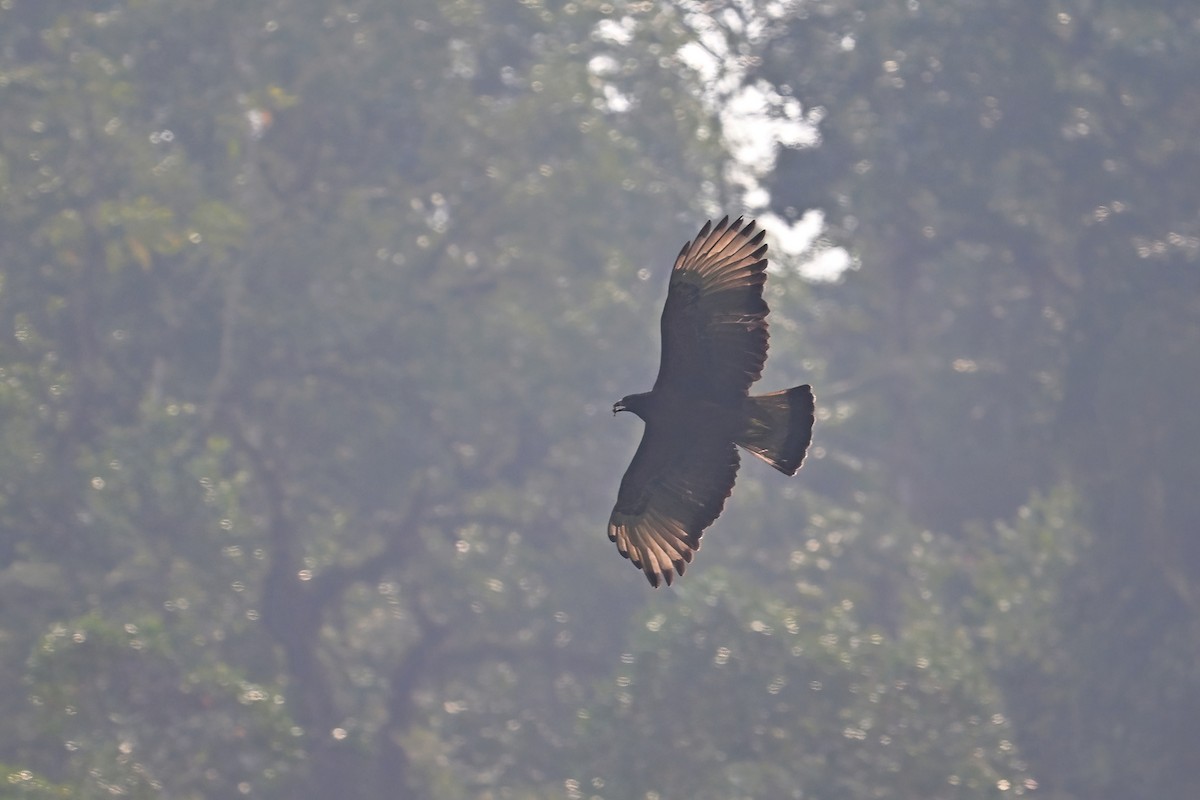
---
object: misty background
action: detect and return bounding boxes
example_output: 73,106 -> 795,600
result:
1,1 -> 1197,798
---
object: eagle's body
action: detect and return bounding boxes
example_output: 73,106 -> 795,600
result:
609,217 -> 814,587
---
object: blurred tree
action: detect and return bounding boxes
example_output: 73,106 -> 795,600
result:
563,516 -> 1035,800
745,0 -> 1200,797
0,0 -> 728,796
0,0 -> 1129,798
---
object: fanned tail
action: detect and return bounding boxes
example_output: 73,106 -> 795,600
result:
736,385 -> 815,476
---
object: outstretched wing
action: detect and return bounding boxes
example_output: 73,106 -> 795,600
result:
653,216 -> 770,401
608,421 -> 740,587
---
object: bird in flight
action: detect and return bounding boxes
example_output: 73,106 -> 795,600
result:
609,216 -> 814,587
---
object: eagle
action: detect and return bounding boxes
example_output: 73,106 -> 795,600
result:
609,216 -> 814,587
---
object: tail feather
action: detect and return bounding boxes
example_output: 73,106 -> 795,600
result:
736,385 -> 815,475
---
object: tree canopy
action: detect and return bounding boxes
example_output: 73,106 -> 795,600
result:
1,1 -> 1196,798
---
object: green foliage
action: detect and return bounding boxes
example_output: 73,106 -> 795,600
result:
24,613 -> 298,798
749,1 -> 1200,796
572,557 -> 1031,800
0,765 -> 74,799
1,0 -> 1195,798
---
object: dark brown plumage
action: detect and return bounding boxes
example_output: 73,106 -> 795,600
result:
609,216 -> 815,587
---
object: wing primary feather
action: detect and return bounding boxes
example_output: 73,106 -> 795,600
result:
707,217 -> 747,257
642,532 -> 674,585
675,217 -> 720,270
686,219 -> 765,278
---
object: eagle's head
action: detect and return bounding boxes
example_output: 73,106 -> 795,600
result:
613,392 -> 652,419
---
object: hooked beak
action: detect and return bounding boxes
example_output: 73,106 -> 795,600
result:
612,401 -> 625,415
